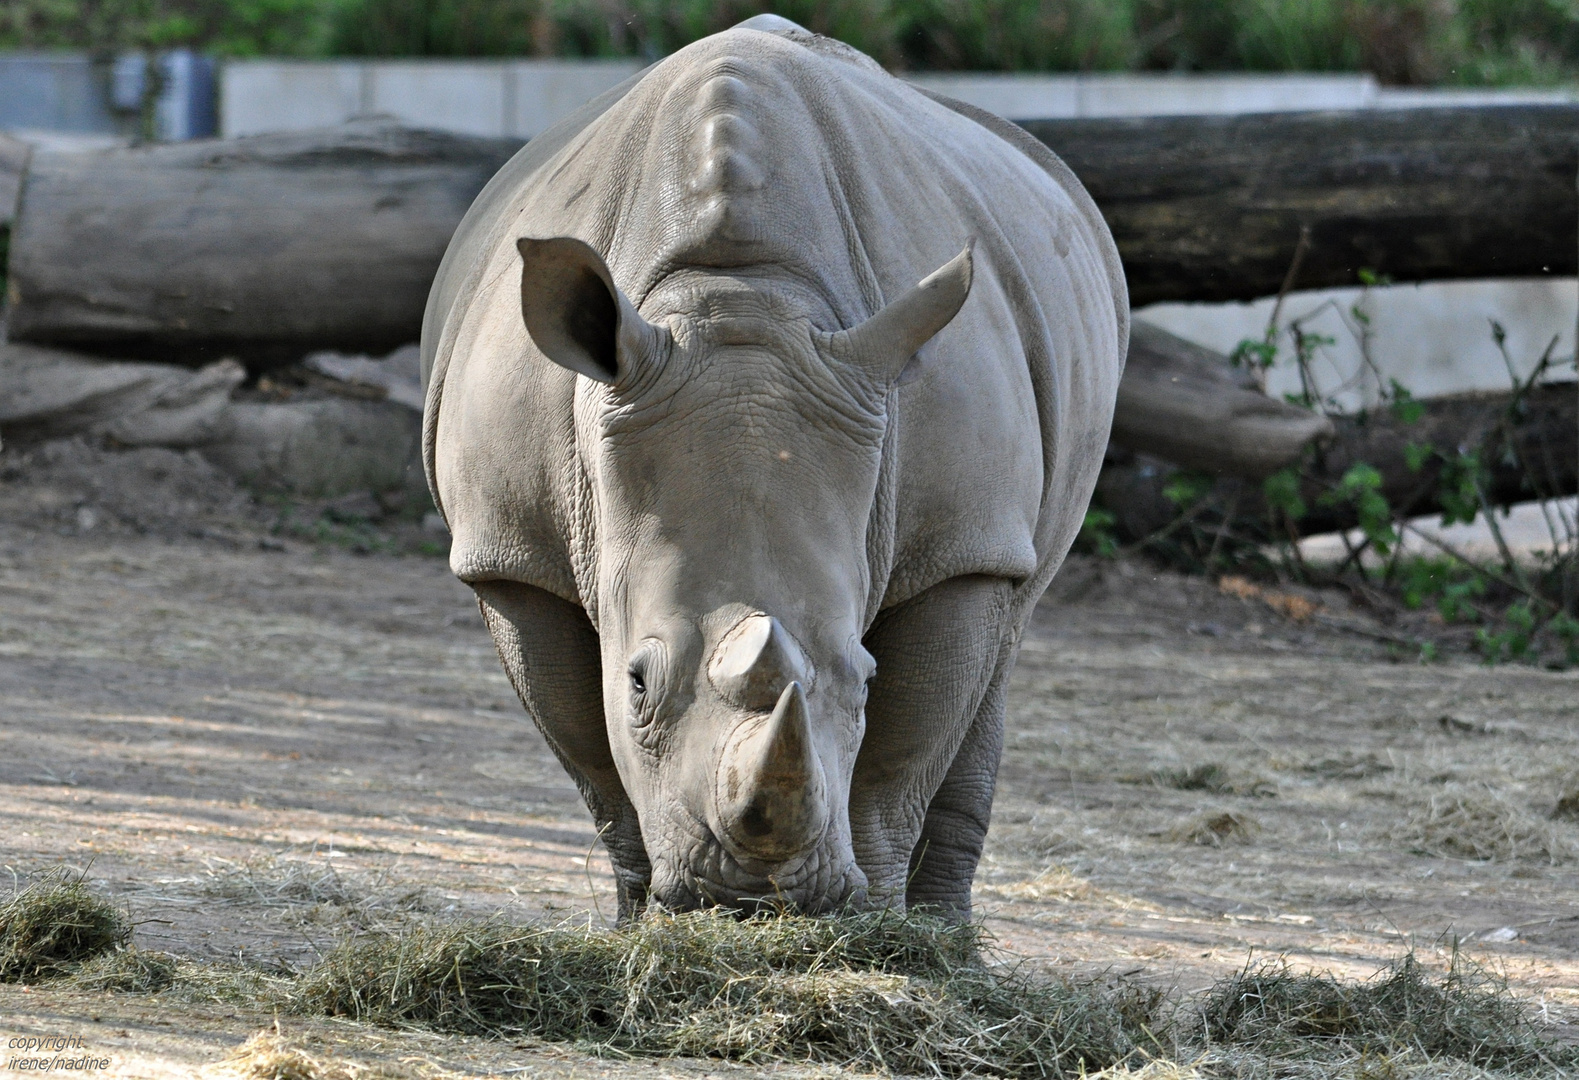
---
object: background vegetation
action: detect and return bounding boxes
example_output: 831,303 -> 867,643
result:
0,0 -> 1576,84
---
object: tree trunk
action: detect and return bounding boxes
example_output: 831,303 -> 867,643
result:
1114,321 -> 1334,478
1097,382 -> 1579,542
8,108 -> 1578,360
1298,382 -> 1579,535
5,119 -> 521,365
1023,105 -> 1579,307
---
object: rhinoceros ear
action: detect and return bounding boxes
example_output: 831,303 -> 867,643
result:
517,236 -> 662,385
823,241 -> 974,384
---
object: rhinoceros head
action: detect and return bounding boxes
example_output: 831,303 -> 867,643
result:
516,236 -> 972,913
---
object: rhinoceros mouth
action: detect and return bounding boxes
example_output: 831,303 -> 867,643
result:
649,838 -> 867,915
652,870 -> 866,916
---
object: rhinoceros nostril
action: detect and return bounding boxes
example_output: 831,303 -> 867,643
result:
707,613 -> 811,710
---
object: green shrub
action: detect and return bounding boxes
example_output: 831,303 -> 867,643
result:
4,0 -> 1577,84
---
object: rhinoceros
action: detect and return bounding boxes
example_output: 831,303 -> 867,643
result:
420,17 -> 1127,919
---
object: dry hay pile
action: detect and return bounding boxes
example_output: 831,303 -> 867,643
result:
1197,951 -> 1566,1074
5,868 -> 1573,1078
222,1032 -> 424,1080
1164,810 -> 1261,847
1389,786 -> 1575,864
0,867 -> 129,980
293,909 -> 1162,1078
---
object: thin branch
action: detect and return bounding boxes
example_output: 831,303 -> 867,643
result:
1118,494 -> 1215,559
1394,518 -> 1551,613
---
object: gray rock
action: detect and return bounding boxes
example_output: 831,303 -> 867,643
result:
203,397 -> 421,499
0,341 -> 243,448
303,343 -> 423,411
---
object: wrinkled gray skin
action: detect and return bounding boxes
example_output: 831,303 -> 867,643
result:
421,19 -> 1127,920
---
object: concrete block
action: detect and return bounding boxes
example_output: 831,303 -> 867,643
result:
1138,277 -> 1579,410
906,71 -> 1378,120
222,60 -> 362,137
366,61 -> 508,137
906,73 -> 1079,119
1073,73 -> 1376,117
0,53 -> 123,134
505,60 -> 644,137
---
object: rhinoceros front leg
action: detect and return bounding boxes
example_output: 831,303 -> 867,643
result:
471,579 -> 652,920
849,574 -> 1014,917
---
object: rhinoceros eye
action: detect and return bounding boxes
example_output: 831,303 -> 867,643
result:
626,641 -> 667,751
627,639 -> 663,718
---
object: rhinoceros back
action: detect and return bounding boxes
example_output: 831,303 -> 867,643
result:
424,25 -> 1126,626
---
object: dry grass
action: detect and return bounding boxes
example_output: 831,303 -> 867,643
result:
200,856 -> 366,908
223,1031 -> 425,1080
1085,1063 -> 1206,1079
4,875 -> 1568,1079
1197,949 -> 1570,1073
195,854 -> 430,918
66,945 -> 179,992
292,909 -> 1163,1078
1147,763 -> 1275,797
984,865 -> 1105,903
1164,811 -> 1261,847
0,867 -> 128,981
1389,786 -> 1574,863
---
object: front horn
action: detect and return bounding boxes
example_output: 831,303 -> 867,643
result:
715,681 -> 828,863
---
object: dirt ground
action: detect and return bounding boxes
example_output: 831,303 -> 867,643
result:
2,440 -> 1578,1077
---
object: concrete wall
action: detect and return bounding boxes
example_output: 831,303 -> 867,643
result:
1138,278 -> 1579,410
906,71 -> 1383,117
221,58 -> 643,139
0,54 -> 126,135
0,51 -> 216,140
221,62 -> 1579,139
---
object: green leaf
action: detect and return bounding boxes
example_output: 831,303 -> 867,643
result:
1436,450 -> 1485,528
1077,507 -> 1118,558
1162,470 -> 1215,510
1230,338 -> 1277,371
1403,442 -> 1434,473
1262,467 -> 1306,522
1318,463 -> 1396,555
1387,380 -> 1424,424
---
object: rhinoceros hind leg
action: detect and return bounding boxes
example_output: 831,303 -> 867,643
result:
850,574 -> 1014,917
472,579 -> 651,920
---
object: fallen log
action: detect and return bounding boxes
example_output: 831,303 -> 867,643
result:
10,105 -> 1578,363
1113,321 -> 1334,478
1097,381 -> 1579,543
1023,105 -> 1579,307
1297,381 -> 1579,536
5,119 -> 520,364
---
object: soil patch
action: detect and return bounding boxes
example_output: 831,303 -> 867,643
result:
2,442 -> 1577,1076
